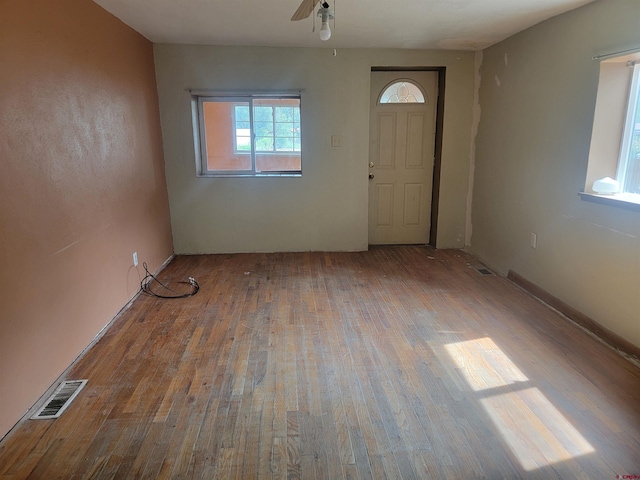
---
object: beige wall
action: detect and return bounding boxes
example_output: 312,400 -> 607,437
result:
0,0 -> 173,437
471,0 -> 640,347
154,46 -> 475,253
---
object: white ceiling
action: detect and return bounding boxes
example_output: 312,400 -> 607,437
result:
93,0 -> 597,51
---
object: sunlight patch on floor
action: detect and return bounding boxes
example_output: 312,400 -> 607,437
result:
444,336 -> 528,391
444,337 -> 595,471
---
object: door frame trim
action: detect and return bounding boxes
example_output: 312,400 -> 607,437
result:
370,66 -> 445,247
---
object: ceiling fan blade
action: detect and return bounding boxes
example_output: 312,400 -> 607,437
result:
291,0 -> 321,21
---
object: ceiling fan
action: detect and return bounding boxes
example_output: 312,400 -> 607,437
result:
291,0 -> 335,41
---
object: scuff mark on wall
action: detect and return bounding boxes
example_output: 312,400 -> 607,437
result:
53,240 -> 80,256
562,214 -> 640,239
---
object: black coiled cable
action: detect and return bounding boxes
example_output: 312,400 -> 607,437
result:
140,262 -> 200,299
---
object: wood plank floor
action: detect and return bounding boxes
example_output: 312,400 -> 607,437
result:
1,246 -> 639,479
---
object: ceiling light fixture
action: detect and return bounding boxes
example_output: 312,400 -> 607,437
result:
317,2 -> 334,41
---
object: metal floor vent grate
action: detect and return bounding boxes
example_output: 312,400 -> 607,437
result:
474,265 -> 493,276
31,380 -> 87,420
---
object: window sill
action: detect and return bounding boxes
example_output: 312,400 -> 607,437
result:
579,192 -> 640,212
197,173 -> 302,178
234,152 -> 301,156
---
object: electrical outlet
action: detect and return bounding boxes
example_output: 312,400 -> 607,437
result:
331,135 -> 343,147
529,233 -> 537,249
133,251 -> 138,266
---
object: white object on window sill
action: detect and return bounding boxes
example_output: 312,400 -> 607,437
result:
592,176 -> 620,195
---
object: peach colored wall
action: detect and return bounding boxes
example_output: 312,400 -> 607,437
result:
0,0 -> 173,437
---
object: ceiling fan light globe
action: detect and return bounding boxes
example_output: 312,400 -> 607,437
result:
319,21 -> 331,40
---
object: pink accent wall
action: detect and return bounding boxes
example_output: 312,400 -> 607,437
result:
0,0 -> 173,437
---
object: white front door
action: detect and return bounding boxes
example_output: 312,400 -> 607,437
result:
368,71 -> 437,245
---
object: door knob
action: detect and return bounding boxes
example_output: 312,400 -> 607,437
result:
369,173 -> 375,179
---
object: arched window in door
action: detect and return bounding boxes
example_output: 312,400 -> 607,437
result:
378,80 -> 426,104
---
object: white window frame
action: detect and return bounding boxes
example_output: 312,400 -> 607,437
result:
583,55 -> 640,208
616,63 -> 640,193
192,92 -> 302,177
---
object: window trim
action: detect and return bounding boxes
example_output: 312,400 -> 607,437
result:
582,54 -> 640,209
191,91 -> 302,177
616,63 -> 640,191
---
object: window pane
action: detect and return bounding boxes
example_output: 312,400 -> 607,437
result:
254,121 -> 273,136
380,81 -> 425,104
236,136 -> 251,151
627,130 -> 640,193
254,106 -> 273,122
275,137 -> 294,151
255,136 -> 274,151
234,104 -> 253,157
624,89 -> 640,193
618,65 -> 640,194
275,107 -> 294,122
275,122 -> 295,137
235,105 -> 250,121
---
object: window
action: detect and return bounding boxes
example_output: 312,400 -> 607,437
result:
193,94 -> 301,176
379,80 -> 426,104
616,63 -> 640,194
233,104 -> 300,154
585,54 -> 640,206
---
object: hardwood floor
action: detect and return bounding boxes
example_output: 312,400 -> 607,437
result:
1,246 -> 639,479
